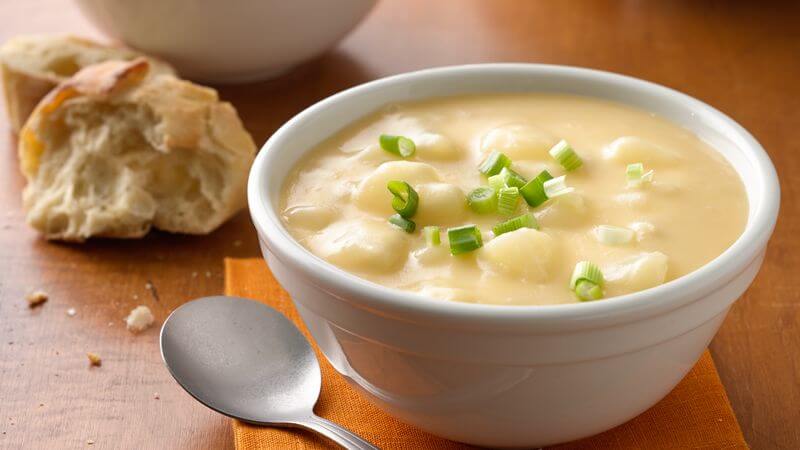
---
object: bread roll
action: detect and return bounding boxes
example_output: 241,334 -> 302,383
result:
0,34 -> 174,132
19,58 -> 256,241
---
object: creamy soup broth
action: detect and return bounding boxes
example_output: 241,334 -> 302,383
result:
279,94 -> 747,305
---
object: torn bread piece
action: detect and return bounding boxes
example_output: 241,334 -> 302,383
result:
87,352 -> 102,366
0,34 -> 175,132
125,305 -> 155,332
26,290 -> 48,308
19,58 -> 256,241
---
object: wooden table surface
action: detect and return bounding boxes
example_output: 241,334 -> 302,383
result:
1,0 -> 798,448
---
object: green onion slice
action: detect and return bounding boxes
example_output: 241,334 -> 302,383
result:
575,280 -> 604,302
387,180 -> 419,218
388,214 -> 416,233
520,170 -> 553,207
543,175 -> 574,198
497,186 -> 520,216
380,134 -> 416,158
467,186 -> 498,214
570,261 -> 604,288
492,213 -> 539,236
478,151 -> 512,177
489,167 -> 527,191
501,167 -> 527,188
626,162 -> 654,187
570,261 -> 604,301
487,172 -> 507,192
488,167 -> 527,191
594,225 -> 634,245
549,139 -> 583,171
423,226 -> 441,246
447,224 -> 483,255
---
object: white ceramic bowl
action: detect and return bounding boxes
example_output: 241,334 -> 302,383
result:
248,64 -> 779,447
73,0 -> 376,83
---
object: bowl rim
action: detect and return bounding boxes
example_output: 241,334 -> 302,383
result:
247,63 -> 780,330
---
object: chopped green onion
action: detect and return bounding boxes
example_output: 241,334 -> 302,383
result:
570,261 -> 604,301
380,134 -> 416,158
520,170 -> 553,207
423,226 -> 441,246
626,162 -> 654,187
487,173 -> 506,192
488,167 -> 527,191
549,139 -> 583,171
497,186 -> 520,216
500,167 -> 527,188
575,280 -> 604,301
626,163 -> 644,179
447,225 -> 483,255
388,214 -> 415,233
570,261 -> 604,288
543,175 -> 574,198
478,151 -> 512,177
387,180 -> 419,218
594,225 -> 634,245
492,213 -> 539,236
467,186 -> 498,214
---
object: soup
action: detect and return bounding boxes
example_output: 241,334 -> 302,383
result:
279,94 -> 747,305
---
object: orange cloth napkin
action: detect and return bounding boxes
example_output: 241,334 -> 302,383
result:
225,258 -> 747,449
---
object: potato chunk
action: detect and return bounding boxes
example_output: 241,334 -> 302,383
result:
283,205 -> 338,230
480,124 -> 554,160
605,251 -> 669,292
602,136 -> 679,166
614,191 -> 648,208
415,183 -> 467,226
354,161 -> 441,214
629,221 -> 656,242
480,228 -> 557,281
415,133 -> 463,161
535,192 -> 588,228
308,219 -> 410,273
348,143 -> 395,164
411,246 -> 451,266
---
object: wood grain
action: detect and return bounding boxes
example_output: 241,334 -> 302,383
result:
1,0 -> 798,448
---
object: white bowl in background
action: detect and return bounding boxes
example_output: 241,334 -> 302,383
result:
73,0 -> 376,83
248,64 -> 779,447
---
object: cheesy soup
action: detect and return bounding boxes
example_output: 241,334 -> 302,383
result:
280,94 -> 747,305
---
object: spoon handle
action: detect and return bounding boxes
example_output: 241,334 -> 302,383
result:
295,414 -> 379,450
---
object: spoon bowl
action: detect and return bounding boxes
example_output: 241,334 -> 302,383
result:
160,296 -> 377,449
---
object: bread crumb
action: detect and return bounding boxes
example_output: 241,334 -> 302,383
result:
87,439 -> 95,445
204,271 -> 211,278
66,308 -> 76,317
191,271 -> 198,278
132,294 -> 139,300
125,305 -> 154,332
153,392 -> 160,400
87,352 -> 102,366
233,240 -> 242,247
26,291 -> 48,308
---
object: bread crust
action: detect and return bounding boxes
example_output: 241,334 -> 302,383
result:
0,34 -> 174,132
20,58 -> 256,241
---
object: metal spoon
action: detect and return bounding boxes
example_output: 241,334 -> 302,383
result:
160,295 -> 378,450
